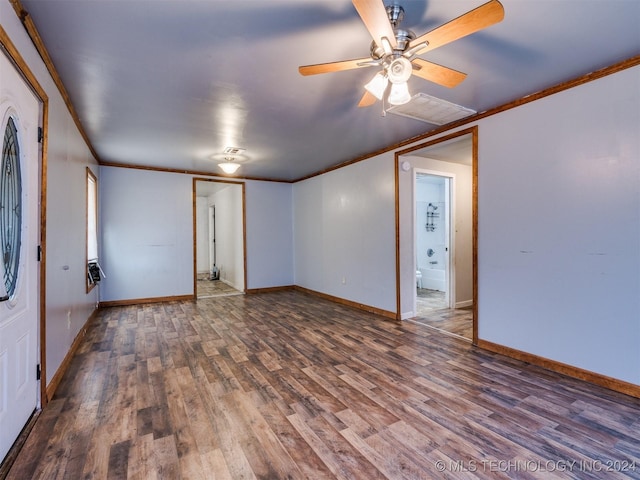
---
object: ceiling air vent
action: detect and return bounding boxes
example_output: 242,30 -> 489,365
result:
386,93 -> 476,125
223,146 -> 245,155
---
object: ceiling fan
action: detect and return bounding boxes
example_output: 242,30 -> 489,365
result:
299,0 -> 504,107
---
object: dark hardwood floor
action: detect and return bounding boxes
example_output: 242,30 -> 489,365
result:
6,291 -> 640,479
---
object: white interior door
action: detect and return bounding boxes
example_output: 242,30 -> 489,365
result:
0,51 -> 41,462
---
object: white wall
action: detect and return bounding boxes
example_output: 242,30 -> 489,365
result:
100,168 -> 294,302
99,167 -> 193,301
293,153 -> 397,314
397,65 -> 639,384
245,180 -> 294,289
1,3 -> 100,386
296,64 -> 638,385
476,66 -> 640,385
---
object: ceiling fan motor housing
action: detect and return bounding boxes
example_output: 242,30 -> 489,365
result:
394,28 -> 415,52
385,4 -> 404,27
370,4 -> 415,62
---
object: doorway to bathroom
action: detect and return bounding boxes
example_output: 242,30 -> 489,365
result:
415,172 -> 451,314
396,128 -> 476,342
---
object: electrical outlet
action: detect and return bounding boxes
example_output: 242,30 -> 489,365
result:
67,311 -> 71,329
341,277 -> 346,285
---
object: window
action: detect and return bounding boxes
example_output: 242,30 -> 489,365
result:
86,168 -> 99,291
1,116 -> 22,301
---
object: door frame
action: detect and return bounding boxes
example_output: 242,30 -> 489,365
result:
395,126 -> 478,344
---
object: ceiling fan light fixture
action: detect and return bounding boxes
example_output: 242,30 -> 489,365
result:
364,72 -> 388,100
388,82 -> 411,106
387,57 -> 412,84
218,158 -> 240,174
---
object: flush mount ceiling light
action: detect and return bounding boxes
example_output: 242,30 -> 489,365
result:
216,146 -> 246,174
218,157 -> 241,174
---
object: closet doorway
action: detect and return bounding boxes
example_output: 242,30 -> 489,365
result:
193,179 -> 246,298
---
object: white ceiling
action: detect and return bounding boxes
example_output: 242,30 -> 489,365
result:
18,0 -> 640,181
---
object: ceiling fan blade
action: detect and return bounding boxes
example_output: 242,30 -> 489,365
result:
409,0 -> 505,55
352,0 -> 397,50
299,57 -> 373,76
358,90 -> 377,107
411,59 -> 467,88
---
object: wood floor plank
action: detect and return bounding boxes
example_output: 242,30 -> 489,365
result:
258,401 -> 336,479
287,412 -> 386,480
5,291 -> 640,480
199,449 -> 234,480
126,433 -> 157,480
152,434 -> 179,477
340,427 -> 407,479
227,389 -> 307,479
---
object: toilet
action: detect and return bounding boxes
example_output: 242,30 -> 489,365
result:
416,270 -> 422,289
